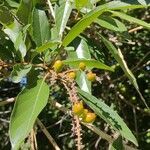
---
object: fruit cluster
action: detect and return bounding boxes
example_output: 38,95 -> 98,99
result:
72,101 -> 96,123
52,60 -> 97,124
53,60 -> 96,82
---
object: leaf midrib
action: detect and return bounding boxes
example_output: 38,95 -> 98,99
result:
25,79 -> 45,133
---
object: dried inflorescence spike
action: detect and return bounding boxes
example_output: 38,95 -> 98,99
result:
73,115 -> 84,150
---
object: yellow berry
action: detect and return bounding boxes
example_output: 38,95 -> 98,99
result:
53,60 -> 63,72
79,62 -> 86,71
72,101 -> 84,116
80,109 -> 88,120
83,112 -> 96,123
87,72 -> 96,82
68,71 -> 76,79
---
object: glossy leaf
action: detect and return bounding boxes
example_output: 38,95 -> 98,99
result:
75,0 -> 88,9
66,38 -> 91,93
55,0 -> 73,39
16,0 -> 33,25
95,17 -> 127,32
4,21 -> 27,58
9,79 -> 50,149
75,39 -> 91,93
63,59 -> 114,71
62,4 -> 107,47
11,64 -> 32,83
76,71 -> 91,94
110,11 -> 150,29
32,8 -> 51,47
62,0 -> 147,47
106,1 -> 145,9
0,30 -> 14,60
76,39 -> 91,59
36,40 -> 60,53
0,5 -> 14,25
137,0 -> 149,5
78,89 -> 138,146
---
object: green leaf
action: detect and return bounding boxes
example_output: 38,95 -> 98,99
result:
62,1 -> 144,47
5,0 -> 19,8
32,8 -> 51,47
0,30 -> 14,60
78,89 -> 138,146
9,79 -> 50,150
106,1 -> 145,9
36,40 -> 60,53
16,0 -> 33,25
75,0 -> 88,9
62,4 -> 107,47
0,5 -> 14,25
76,39 -> 91,59
76,71 -> 91,94
66,38 -> 91,93
75,39 -> 91,93
110,136 -> 124,150
95,16 -> 127,32
137,0 -> 149,5
11,64 -> 32,83
63,59 -> 114,71
100,35 -> 149,108
55,0 -> 73,39
4,21 -> 27,58
109,11 -> 150,29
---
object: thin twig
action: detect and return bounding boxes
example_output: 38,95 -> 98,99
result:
128,26 -> 143,33
0,98 -> 15,106
33,128 -> 38,150
133,108 -> 138,139
47,0 -> 55,20
30,129 -> 35,150
36,119 -> 61,150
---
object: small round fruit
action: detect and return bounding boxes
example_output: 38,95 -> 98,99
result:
72,101 -> 84,116
68,71 -> 76,79
83,112 -> 96,123
80,109 -> 88,120
79,62 -> 86,71
144,108 -> 150,113
53,60 -> 63,72
87,72 -> 96,82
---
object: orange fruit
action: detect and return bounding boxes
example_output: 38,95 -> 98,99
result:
87,72 -> 96,82
72,101 -> 84,116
